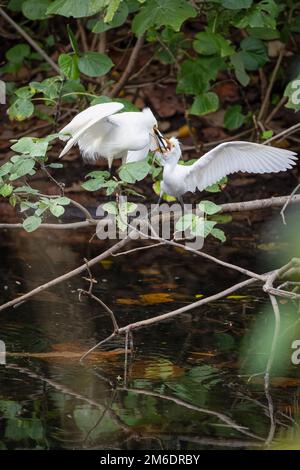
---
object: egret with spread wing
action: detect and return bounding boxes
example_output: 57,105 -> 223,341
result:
157,137 -> 298,204
59,102 -> 165,168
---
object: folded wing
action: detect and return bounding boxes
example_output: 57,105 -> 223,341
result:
58,102 -> 124,158
185,141 -> 298,192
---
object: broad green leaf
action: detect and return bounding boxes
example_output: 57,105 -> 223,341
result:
58,53 -> 79,80
198,200 -> 221,215
0,184 -> 13,197
92,2 -> 128,32
52,196 -> 70,205
189,92 -> 219,116
193,32 -> 234,57
46,0 -> 108,18
0,162 -> 13,177
240,37 -> 268,71
177,58 -> 223,95
15,86 -> 35,99
132,0 -> 197,36
6,44 -> 30,63
102,201 -> 118,215
50,204 -> 65,217
119,160 -> 150,183
81,178 -> 106,191
85,170 -> 110,179
104,0 -> 121,22
211,228 -> 226,242
284,77 -> 300,111
11,137 -> 48,157
9,158 -> 36,180
78,52 -> 113,77
230,52 -> 249,86
14,185 -> 39,194
8,99 -> 34,121
22,0 -> 51,19
23,215 -> 42,232
224,105 -> 246,130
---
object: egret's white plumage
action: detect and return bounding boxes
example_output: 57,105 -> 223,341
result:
158,137 -> 298,199
59,102 -> 158,168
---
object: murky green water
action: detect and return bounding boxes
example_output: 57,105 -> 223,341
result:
1,214 -> 300,450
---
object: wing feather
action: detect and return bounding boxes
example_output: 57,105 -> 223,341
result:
185,141 -> 297,191
58,102 -> 124,158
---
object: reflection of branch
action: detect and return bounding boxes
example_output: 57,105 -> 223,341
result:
178,435 -> 263,448
120,387 -> 264,442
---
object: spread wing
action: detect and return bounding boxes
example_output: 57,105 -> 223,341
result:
185,141 -> 298,192
58,102 -> 124,158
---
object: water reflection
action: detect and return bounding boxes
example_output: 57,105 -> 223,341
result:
0,220 -> 300,450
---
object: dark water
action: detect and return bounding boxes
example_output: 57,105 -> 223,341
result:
1,214 -> 300,450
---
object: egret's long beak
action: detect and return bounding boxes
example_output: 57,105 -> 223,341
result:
153,127 -> 171,153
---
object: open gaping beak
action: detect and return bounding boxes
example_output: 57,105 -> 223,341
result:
153,127 -> 170,153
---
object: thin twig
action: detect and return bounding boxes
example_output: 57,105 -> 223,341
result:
0,7 -> 61,75
109,35 -> 145,98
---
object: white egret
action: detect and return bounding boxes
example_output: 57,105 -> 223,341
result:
157,137 -> 298,204
59,102 -> 166,168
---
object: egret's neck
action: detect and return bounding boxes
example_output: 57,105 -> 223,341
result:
163,153 -> 180,169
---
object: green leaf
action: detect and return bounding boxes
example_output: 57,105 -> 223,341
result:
48,163 -> 63,168
8,99 -> 34,121
205,176 -> 227,193
198,200 -> 221,215
14,185 -> 39,194
132,0 -> 197,36
177,57 -> 223,95
23,215 -> 42,232
104,0 -> 121,22
78,52 -> 113,77
6,44 -> 30,63
46,0 -> 108,18
211,227 -> 226,242
67,24 -> 80,54
11,137 -> 48,157
224,105 -> 246,130
119,160 -> 150,183
85,170 -> 110,179
0,184 -> 14,197
50,204 -> 65,217
9,158 -> 36,180
58,53 -> 79,80
82,178 -> 107,191
22,0 -> 51,20
102,201 -> 118,215
189,92 -> 219,116
92,2 -> 128,32
230,53 -> 249,86
15,86 -> 35,99
0,162 -> 13,177
240,37 -> 268,71
222,0 -> 252,9
193,32 -> 234,57
284,77 -> 300,111
53,196 -> 70,205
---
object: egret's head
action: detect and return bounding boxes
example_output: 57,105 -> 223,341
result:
142,107 -> 157,129
156,137 -> 181,166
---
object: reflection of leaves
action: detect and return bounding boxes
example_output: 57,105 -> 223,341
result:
74,405 -> 119,440
0,400 -> 22,418
5,418 -> 43,441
